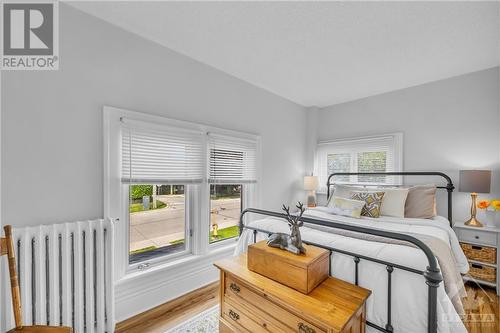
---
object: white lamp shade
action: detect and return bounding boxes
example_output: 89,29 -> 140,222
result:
304,176 -> 319,191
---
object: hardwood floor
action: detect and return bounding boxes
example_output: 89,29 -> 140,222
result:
463,283 -> 499,333
115,282 -> 219,333
116,281 -> 498,333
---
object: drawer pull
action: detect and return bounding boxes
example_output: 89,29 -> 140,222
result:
475,236 -> 480,240
471,263 -> 483,269
229,282 -> 240,293
228,310 -> 240,321
472,245 -> 482,250
298,322 -> 316,333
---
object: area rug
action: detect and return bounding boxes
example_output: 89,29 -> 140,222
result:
165,305 -> 219,333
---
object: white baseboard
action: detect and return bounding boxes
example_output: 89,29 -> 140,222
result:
114,245 -> 234,322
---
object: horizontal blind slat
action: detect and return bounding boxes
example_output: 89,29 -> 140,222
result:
316,135 -> 399,190
208,133 -> 258,183
122,123 -> 204,183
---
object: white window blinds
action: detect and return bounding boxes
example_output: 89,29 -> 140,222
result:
121,120 -> 204,184
315,134 -> 402,191
208,133 -> 258,184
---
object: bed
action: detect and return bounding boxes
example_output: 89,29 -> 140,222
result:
235,172 -> 469,333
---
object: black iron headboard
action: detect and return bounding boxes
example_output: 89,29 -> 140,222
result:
326,172 -> 455,226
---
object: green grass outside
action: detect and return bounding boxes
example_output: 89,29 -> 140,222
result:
130,245 -> 157,255
210,225 -> 239,243
130,200 -> 167,213
165,225 -> 240,246
169,239 -> 185,245
129,225 -> 240,255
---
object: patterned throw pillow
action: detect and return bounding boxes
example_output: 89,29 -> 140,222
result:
350,191 -> 385,218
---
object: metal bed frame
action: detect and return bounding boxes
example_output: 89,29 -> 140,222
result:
238,172 -> 456,333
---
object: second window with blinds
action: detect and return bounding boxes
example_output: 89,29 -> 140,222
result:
208,134 -> 257,244
315,133 -> 403,192
119,114 -> 259,267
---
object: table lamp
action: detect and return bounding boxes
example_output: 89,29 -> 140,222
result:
304,175 -> 319,208
459,170 -> 491,227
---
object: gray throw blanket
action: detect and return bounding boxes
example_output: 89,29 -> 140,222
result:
303,222 -> 466,315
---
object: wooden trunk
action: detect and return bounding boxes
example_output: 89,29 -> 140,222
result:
247,240 -> 329,294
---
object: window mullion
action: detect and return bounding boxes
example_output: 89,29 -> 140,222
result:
191,183 -> 207,256
197,182 -> 210,255
351,152 -> 357,183
198,134 -> 210,255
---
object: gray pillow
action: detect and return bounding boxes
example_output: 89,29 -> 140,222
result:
404,185 -> 437,219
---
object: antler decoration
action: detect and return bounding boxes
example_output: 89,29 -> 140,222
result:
267,202 -> 307,255
281,202 -> 305,227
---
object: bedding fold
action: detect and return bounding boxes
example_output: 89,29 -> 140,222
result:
300,220 -> 466,315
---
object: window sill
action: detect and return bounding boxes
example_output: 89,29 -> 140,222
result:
209,236 -> 239,251
117,242 -> 236,286
122,252 -> 198,281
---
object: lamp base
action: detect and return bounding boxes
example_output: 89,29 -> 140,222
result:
306,191 -> 316,208
465,216 -> 484,228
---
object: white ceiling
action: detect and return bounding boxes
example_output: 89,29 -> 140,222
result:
68,1 -> 500,107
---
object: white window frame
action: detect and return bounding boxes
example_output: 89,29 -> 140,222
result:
123,183 -> 194,269
207,183 -> 245,249
315,133 -> 403,193
103,106 -> 260,281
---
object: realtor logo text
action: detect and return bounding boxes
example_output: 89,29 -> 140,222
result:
1,1 -> 59,70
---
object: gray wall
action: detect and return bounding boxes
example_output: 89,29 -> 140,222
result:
2,4 -> 499,227
316,67 -> 500,221
1,4 -> 307,227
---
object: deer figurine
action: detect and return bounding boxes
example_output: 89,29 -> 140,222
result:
267,202 -> 307,255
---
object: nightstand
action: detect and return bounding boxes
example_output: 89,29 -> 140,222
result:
454,221 -> 500,295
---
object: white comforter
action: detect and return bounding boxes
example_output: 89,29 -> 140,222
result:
235,209 -> 468,333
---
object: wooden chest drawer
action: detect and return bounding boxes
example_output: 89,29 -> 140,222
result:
224,275 -> 326,333
469,263 -> 497,283
456,228 -> 497,246
219,318 -> 237,333
460,242 -> 497,264
224,296 -> 303,333
215,253 -> 371,333
222,299 -> 273,333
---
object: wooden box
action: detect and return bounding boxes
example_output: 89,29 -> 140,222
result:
247,240 -> 329,294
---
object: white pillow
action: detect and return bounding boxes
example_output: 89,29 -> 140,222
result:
378,188 -> 409,218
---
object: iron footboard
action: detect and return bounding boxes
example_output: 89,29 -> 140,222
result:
238,208 -> 443,333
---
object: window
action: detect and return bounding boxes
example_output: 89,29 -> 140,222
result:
316,133 -> 403,192
121,120 -> 204,263
327,153 -> 351,182
210,184 -> 241,243
208,133 -> 258,244
104,106 -> 260,276
129,184 -> 186,264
